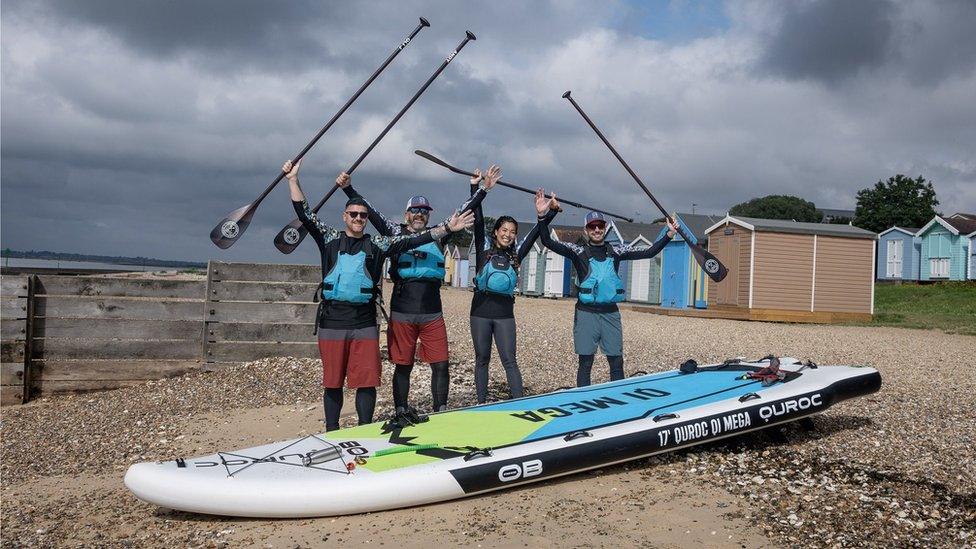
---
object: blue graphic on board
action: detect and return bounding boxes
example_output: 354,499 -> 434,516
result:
479,370 -> 765,441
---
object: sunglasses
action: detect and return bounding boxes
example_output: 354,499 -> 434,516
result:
406,207 -> 430,215
586,223 -> 607,230
345,211 -> 368,219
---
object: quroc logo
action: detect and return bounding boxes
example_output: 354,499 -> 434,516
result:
221,221 -> 240,239
498,459 -> 543,482
283,227 -> 301,245
758,394 -> 823,422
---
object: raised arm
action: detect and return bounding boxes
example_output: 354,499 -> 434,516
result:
516,208 -> 558,263
471,171 -> 487,273
615,218 -> 678,260
336,172 -> 400,237
535,191 -> 582,259
376,210 -> 475,257
284,160 -> 340,248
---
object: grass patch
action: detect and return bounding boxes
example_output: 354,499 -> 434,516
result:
860,281 -> 976,335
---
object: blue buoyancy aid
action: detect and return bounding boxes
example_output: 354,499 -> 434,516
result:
577,256 -> 625,304
473,253 -> 518,296
395,241 -> 445,280
322,250 -> 375,303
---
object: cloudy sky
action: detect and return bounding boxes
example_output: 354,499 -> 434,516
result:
2,0 -> 974,264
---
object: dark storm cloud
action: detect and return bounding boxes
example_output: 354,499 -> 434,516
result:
2,0 -> 975,263
760,0 -> 896,84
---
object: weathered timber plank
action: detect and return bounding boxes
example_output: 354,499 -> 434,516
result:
209,261 -> 319,283
206,341 -> 319,362
208,301 -> 318,324
1,362 -> 25,385
210,280 -> 318,303
35,298 -> 202,320
1,318 -> 27,340
34,379 -> 150,393
208,322 -> 315,343
34,339 -> 202,360
1,385 -> 24,406
37,360 -> 210,381
1,297 -> 28,319
33,318 -> 202,339
35,276 -> 206,299
1,341 -> 26,362
0,276 -> 29,297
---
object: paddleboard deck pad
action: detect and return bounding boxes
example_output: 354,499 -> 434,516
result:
125,357 -> 881,517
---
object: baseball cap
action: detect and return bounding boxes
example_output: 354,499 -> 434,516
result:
584,211 -> 607,227
405,196 -> 433,211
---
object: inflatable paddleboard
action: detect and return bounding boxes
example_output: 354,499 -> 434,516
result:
125,357 -> 880,517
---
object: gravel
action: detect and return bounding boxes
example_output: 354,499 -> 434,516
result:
2,287 -> 974,547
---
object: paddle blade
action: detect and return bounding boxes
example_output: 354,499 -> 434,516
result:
414,150 -> 471,176
689,241 -> 728,282
273,218 -> 309,254
210,204 -> 256,249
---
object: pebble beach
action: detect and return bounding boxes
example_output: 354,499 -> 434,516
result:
2,286 -> 974,547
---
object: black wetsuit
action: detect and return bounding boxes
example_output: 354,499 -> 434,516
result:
470,185 -> 557,403
538,212 -> 671,385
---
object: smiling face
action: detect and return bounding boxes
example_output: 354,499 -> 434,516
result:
585,221 -> 607,244
403,207 -> 430,233
494,220 -> 518,248
344,205 -> 368,234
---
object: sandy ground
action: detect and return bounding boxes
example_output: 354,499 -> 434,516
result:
2,287 -> 974,547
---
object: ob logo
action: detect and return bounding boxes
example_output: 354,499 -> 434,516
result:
220,221 -> 240,239
498,459 -> 543,482
704,258 -> 720,274
283,227 -> 301,245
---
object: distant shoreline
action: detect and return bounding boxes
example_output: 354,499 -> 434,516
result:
0,249 -> 205,269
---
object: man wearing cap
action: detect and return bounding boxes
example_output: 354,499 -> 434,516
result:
284,160 -> 474,431
338,171 -> 490,423
536,206 -> 678,386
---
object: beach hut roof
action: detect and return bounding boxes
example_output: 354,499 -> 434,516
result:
705,215 -> 877,239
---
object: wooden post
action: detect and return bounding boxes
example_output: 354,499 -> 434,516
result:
203,260 -> 217,366
22,274 -> 37,403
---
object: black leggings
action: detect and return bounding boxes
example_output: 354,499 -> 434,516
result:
576,354 -> 624,387
470,316 -> 524,403
392,361 -> 450,412
323,387 -> 376,431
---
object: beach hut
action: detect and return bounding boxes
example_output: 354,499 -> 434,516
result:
917,214 -> 976,281
453,246 -> 469,288
877,227 -> 921,281
704,215 -> 877,320
518,241 -> 546,296
656,213 -> 722,309
442,244 -> 456,285
613,221 -> 666,304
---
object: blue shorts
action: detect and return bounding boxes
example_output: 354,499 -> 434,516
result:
573,309 -> 623,356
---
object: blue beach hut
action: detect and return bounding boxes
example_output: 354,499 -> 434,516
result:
917,214 -> 976,281
656,213 -> 722,309
876,227 -> 921,281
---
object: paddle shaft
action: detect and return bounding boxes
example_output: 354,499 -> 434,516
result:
413,150 -> 634,222
308,31 -> 477,215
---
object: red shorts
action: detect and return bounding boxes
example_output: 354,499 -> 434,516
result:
317,326 -> 381,389
387,315 -> 449,365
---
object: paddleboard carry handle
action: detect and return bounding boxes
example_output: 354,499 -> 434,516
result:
303,447 -> 342,467
564,430 -> 592,441
739,392 -> 761,402
463,448 -> 492,461
652,413 -> 679,422
628,370 -> 648,378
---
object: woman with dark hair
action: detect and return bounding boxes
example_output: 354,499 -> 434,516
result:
468,165 -> 559,404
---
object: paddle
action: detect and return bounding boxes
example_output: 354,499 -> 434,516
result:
274,31 -> 477,254
414,150 -> 634,222
562,91 -> 728,282
209,17 -> 430,249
